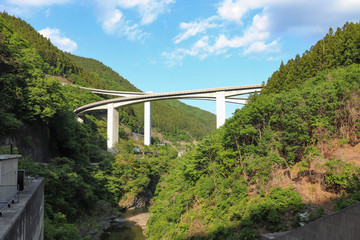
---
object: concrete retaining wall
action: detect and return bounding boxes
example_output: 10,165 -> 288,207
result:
262,201 -> 360,240
0,178 -> 44,240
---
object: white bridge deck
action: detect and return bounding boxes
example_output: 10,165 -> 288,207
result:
73,84 -> 263,150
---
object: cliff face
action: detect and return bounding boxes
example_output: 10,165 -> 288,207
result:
0,123 -> 50,162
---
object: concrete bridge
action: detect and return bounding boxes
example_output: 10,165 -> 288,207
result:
74,84 -> 263,151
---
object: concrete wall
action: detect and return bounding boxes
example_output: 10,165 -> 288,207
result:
262,201 -> 360,240
0,155 -> 19,185
0,155 -> 20,205
0,123 -> 50,163
0,178 -> 44,240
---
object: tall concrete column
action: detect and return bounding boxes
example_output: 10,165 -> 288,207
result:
144,101 -> 151,146
216,91 -> 226,128
107,103 -> 119,151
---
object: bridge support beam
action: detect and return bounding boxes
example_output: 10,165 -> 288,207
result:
107,103 -> 119,151
216,91 -> 226,128
144,101 -> 151,146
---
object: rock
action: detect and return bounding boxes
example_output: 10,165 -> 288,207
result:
126,213 -> 150,231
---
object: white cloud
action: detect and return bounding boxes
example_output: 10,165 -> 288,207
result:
98,7 -> 148,41
244,40 -> 279,54
96,0 -> 174,40
174,16 -> 219,44
266,56 -> 281,61
39,28 -> 78,52
165,10 -> 276,64
217,0 -> 249,23
109,0 -> 174,25
123,23 -> 148,41
165,0 -> 360,65
102,8 -> 124,34
137,0 -> 175,25
44,8 -> 51,17
334,0 -> 360,11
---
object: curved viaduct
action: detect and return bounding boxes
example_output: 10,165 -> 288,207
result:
74,84 -> 263,151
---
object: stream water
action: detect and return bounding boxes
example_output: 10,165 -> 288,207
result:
100,207 -> 148,240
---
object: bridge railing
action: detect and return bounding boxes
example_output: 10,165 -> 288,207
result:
0,185 -> 19,216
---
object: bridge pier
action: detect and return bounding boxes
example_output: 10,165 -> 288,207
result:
144,101 -> 151,146
216,91 -> 226,128
107,103 -> 119,151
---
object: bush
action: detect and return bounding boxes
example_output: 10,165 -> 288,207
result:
323,159 -> 360,192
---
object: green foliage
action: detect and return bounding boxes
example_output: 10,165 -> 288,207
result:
295,206 -> 326,227
303,146 -> 320,160
0,145 -> 18,154
323,159 -> 360,193
224,64 -> 360,166
338,138 -> 349,147
0,12 -> 106,88
148,43 -> 360,238
0,15 -> 118,239
248,188 -> 303,231
66,53 -> 139,92
147,127 -> 304,239
27,77 -> 67,120
333,191 -> 360,211
93,141 -> 177,207
19,156 -> 112,240
263,22 -> 360,94
44,213 -> 82,240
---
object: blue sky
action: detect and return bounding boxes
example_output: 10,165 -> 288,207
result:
2,0 -> 360,118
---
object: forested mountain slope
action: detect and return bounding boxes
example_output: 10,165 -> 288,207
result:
146,23 -> 360,239
0,11 -> 215,141
0,12 -> 114,239
0,13 -> 186,240
264,22 -> 360,94
66,53 -> 140,91
67,53 -> 216,140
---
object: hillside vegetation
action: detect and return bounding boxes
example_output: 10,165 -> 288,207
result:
0,12 -> 212,240
264,22 -> 360,94
146,23 -> 360,239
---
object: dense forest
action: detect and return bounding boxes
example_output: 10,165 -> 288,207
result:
264,22 -> 360,94
146,23 -> 360,239
2,9 -> 360,240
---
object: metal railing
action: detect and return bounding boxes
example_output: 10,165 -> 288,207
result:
0,185 -> 19,216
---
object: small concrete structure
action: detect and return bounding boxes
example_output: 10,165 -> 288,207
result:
144,101 -> 151,146
216,91 -> 226,128
0,178 -> 44,240
262,201 -> 360,240
0,155 -> 21,214
0,155 -> 20,185
0,154 -> 44,240
107,103 -> 119,152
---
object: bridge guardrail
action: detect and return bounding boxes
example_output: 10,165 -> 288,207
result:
0,185 -> 19,216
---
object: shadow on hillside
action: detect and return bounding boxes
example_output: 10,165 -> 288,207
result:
183,192 -> 360,240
